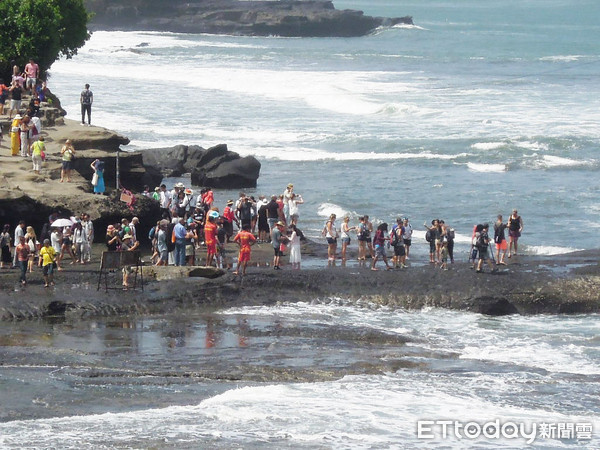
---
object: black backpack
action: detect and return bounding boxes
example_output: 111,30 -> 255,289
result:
425,229 -> 433,242
166,222 -> 176,252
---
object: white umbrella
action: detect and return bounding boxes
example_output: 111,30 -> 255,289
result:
51,218 -> 74,228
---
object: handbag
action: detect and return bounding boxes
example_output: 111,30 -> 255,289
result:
41,151 -> 46,161
92,172 -> 98,186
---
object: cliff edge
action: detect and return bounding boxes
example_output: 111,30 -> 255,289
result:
85,0 -> 413,37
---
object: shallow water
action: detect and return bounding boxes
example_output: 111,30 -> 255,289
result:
0,302 -> 599,447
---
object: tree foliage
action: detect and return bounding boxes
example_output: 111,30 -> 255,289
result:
0,0 -> 90,81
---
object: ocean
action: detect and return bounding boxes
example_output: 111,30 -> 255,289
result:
1,0 -> 598,447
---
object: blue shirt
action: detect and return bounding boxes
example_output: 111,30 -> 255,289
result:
174,222 -> 186,240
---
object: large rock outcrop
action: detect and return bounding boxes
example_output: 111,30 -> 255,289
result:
85,0 -> 413,37
142,143 -> 261,188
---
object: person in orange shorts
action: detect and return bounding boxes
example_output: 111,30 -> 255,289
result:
233,225 -> 256,276
204,211 -> 219,267
494,214 -> 508,265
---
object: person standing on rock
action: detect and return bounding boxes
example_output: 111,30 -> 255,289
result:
233,224 -> 256,276
60,140 -> 75,182
91,159 -> 105,194
324,214 -> 338,267
24,59 -> 39,96
204,211 -> 219,267
494,215 -> 508,265
80,84 -> 93,126
0,224 -> 11,269
507,209 -> 523,258
271,221 -> 287,270
159,184 -> 171,220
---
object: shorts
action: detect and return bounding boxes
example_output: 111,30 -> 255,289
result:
341,237 -> 351,245
206,242 -> 216,256
509,230 -> 521,239
477,246 -> 489,261
375,245 -> 386,258
393,245 -> 406,257
326,237 -> 337,245
185,244 -> 194,257
238,248 -> 251,263
290,213 -> 299,223
273,248 -> 283,257
62,160 -> 72,170
403,239 -> 411,247
26,77 -> 36,88
495,240 -> 508,250
42,263 -> 54,276
10,99 -> 21,110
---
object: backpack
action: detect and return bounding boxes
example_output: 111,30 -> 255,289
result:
446,228 -> 455,240
476,232 -> 488,248
425,229 -> 433,242
166,222 -> 176,252
321,221 -> 328,237
148,226 -> 156,241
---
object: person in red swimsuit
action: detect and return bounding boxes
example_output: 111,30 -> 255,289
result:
204,211 -> 219,266
233,225 -> 256,276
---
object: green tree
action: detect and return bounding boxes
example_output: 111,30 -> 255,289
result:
0,0 -> 90,82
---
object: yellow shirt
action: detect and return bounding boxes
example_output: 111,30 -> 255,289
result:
32,140 -> 45,156
39,246 -> 56,267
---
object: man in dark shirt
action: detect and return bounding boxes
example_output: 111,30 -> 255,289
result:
266,195 -> 279,232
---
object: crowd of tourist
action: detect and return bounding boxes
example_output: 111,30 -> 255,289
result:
1,176 -> 524,286
1,212 -> 94,287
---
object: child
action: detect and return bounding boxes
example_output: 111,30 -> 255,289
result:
440,240 -> 449,271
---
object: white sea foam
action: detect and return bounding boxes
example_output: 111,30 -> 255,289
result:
317,203 -> 349,219
471,142 -> 506,151
524,245 -> 582,256
466,162 -> 507,173
539,55 -> 586,62
538,155 -> 592,168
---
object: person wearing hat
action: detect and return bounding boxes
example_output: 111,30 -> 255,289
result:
10,114 -> 22,156
180,188 -> 194,218
152,187 -> 161,202
39,239 -> 57,287
170,183 -> 185,217
223,200 -> 237,242
105,225 -> 120,252
271,221 -> 288,270
120,233 -> 139,288
204,211 -> 219,267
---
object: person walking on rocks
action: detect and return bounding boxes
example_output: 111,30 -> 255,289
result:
371,223 -> 392,271
12,220 -> 26,268
15,236 -> 29,286
31,136 -> 45,175
475,223 -> 496,273
80,84 -> 93,126
39,239 -> 56,287
204,211 -> 219,267
60,140 -> 75,182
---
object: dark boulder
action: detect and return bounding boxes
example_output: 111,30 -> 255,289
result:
191,155 -> 261,188
141,143 -> 261,188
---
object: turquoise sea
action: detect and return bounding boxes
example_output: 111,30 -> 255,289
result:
1,1 -> 598,447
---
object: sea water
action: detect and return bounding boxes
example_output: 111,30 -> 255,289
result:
0,304 -> 599,448
47,0 -> 600,258
3,0 -> 595,446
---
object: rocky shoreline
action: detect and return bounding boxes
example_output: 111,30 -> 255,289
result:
85,0 -> 413,37
1,240 -> 600,321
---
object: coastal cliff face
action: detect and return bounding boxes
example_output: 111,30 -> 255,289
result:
85,0 -> 413,37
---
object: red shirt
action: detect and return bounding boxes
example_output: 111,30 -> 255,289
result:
234,230 -> 256,251
204,221 -> 217,245
223,206 -> 235,223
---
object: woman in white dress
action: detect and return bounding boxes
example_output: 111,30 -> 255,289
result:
288,224 -> 302,269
